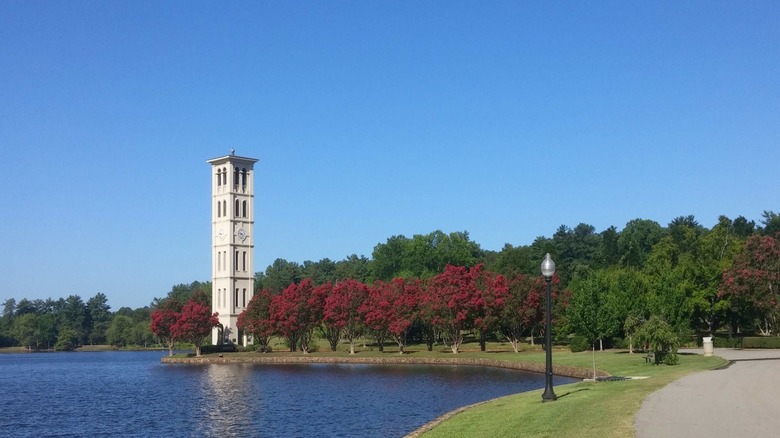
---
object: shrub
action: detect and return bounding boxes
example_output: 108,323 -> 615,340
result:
569,335 -> 590,353
635,316 -> 680,365
662,351 -> 679,365
742,337 -> 780,348
199,344 -> 223,355
713,336 -> 742,348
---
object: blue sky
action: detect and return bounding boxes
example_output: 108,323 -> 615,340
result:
1,1 -> 778,310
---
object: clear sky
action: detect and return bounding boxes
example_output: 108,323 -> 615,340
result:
1,1 -> 778,310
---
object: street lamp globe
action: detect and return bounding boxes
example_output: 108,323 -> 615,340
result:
541,253 -> 556,278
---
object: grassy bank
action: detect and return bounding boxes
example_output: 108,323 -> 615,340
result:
418,351 -> 726,438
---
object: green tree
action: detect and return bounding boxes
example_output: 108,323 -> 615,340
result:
107,315 -> 135,347
302,258 -> 337,285
370,231 -> 483,281
618,219 -> 664,268
262,258 -> 303,293
1,298 -> 16,342
553,223 -> 601,286
568,271 -> 618,350
54,327 -> 80,351
370,235 -> 409,281
87,293 -> 111,345
59,295 -> 88,344
688,216 -> 744,335
760,210 -> 780,236
597,226 -> 621,268
132,320 -> 155,347
13,313 -> 38,349
488,244 -> 536,278
334,254 -> 370,283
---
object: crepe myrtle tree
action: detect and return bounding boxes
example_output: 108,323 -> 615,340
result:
720,234 -> 780,335
470,264 -> 509,351
272,279 -> 323,353
150,298 -> 182,356
171,299 -> 219,357
324,279 -> 369,354
313,283 -> 341,351
363,278 -> 420,354
237,288 -> 275,353
500,274 -> 542,353
427,265 -> 477,353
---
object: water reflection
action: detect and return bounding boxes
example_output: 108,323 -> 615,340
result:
196,364 -> 256,437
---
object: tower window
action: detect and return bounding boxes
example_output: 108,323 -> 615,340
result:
242,251 -> 246,271
242,168 -> 247,188
235,199 -> 240,218
217,201 -> 221,218
242,200 -> 247,218
234,167 -> 239,187
234,289 -> 239,308
235,251 -> 239,269
242,288 -> 247,307
222,167 -> 227,185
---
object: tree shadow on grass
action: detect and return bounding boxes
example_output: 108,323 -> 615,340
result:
555,388 -> 590,399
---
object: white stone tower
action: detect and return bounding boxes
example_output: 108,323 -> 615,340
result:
208,149 -> 258,346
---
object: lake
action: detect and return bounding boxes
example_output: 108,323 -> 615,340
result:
0,351 -> 574,437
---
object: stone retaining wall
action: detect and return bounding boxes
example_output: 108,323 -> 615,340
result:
161,355 -> 608,379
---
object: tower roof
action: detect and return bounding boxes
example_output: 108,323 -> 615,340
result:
207,151 -> 258,166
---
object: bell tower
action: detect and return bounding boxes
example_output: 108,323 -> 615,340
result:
208,149 -> 258,346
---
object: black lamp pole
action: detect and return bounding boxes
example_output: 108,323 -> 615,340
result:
541,253 -> 557,402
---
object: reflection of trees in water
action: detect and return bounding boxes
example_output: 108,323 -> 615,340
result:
195,364 -> 256,437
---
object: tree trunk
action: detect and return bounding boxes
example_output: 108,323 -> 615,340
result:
479,332 -> 486,352
599,338 -> 603,351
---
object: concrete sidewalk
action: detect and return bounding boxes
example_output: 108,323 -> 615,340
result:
634,348 -> 780,438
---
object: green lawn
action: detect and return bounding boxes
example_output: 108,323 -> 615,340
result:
419,350 -> 726,438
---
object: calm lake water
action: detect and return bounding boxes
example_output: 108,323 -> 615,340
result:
0,351 -> 574,437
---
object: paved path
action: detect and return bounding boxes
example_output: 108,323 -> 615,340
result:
635,348 -> 780,438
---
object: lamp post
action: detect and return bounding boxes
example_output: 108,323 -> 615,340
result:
541,253 -> 557,402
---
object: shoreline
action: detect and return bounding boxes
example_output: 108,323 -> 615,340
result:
163,352 -> 605,436
160,354 -> 609,380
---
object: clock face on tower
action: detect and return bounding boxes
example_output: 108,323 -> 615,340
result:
237,228 -> 246,242
218,229 -> 226,241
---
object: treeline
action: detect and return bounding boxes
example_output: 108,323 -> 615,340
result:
249,212 -> 780,350
2,211 -> 778,351
0,282 -> 209,350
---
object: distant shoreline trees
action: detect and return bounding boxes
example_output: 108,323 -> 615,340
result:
2,212 -> 779,352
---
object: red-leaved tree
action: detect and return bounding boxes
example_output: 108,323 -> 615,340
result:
470,264 -> 509,351
364,278 -> 420,354
427,265 -> 476,353
171,299 -> 219,357
720,234 -> 780,335
500,274 -> 542,352
324,279 -> 369,354
314,283 -> 341,351
237,288 -> 274,352
150,298 -> 182,356
271,279 -> 323,353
